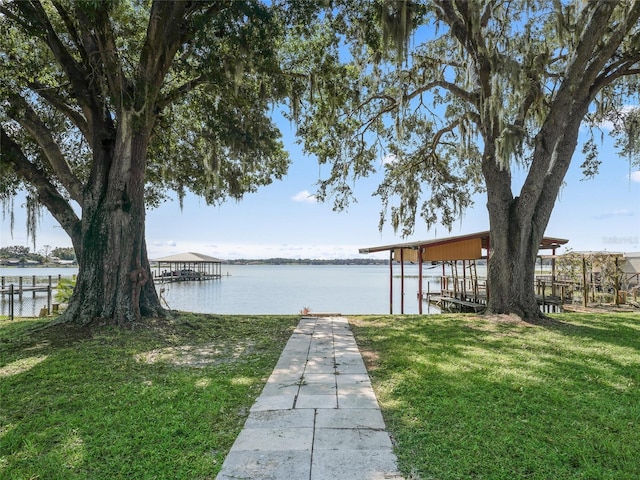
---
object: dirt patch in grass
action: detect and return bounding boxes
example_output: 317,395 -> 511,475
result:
135,340 -> 264,367
474,313 -> 530,325
2,315 -> 208,354
0,355 -> 49,378
359,348 -> 380,371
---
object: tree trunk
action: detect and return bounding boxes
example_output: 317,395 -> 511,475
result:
60,114 -> 163,326
485,198 -> 545,320
481,150 -> 543,320
482,106 -> 586,322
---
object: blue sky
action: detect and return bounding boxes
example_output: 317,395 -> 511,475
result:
2,113 -> 639,260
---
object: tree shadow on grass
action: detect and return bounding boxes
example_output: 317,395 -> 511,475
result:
351,313 -> 640,480
0,314 -> 298,479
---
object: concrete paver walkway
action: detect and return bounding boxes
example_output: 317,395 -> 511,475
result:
216,316 -> 403,480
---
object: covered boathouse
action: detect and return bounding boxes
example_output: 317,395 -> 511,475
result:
151,252 -> 223,282
359,231 -> 568,314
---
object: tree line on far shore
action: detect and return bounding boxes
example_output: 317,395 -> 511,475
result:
224,258 -> 388,266
0,245 -> 76,264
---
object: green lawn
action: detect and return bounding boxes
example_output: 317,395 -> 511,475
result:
350,313 -> 640,480
0,314 -> 298,479
3,312 -> 639,479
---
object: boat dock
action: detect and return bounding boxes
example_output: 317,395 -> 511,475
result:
359,231 -> 570,315
1,275 -> 65,296
151,252 -> 223,283
1,274 -> 71,320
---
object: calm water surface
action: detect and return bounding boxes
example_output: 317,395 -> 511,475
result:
159,264 -> 442,315
1,265 -> 442,316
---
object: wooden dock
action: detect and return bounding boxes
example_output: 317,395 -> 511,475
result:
426,292 -> 563,313
155,271 -> 221,283
1,275 -> 66,295
1,284 -> 53,295
428,295 -> 486,313
1,275 -> 72,320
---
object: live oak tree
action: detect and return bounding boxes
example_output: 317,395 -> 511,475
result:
287,0 -> 640,321
0,1 -> 294,325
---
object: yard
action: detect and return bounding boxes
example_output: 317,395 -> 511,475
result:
350,312 -> 640,479
1,311 -> 638,479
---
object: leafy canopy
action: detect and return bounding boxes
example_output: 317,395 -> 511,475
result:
0,0 -> 302,240
285,0 -> 640,236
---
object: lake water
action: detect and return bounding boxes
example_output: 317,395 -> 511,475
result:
0,265 -> 443,317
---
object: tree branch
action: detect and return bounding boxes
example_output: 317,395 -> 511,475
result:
5,92 -> 84,203
137,1 -> 193,118
156,74 -> 206,111
593,63 -> 640,93
431,119 -> 461,151
89,5 -> 128,112
1,127 -> 82,250
406,79 -> 477,106
51,1 -> 89,67
435,0 -> 493,127
29,81 -> 92,144
15,1 -> 103,136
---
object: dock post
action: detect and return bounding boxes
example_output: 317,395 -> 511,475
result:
418,247 -> 423,315
389,250 -> 393,315
582,257 -> 588,307
18,277 -> 23,298
400,248 -> 405,315
47,285 -> 52,314
9,284 -> 14,321
32,275 -> 37,298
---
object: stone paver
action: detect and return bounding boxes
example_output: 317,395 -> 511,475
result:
216,316 -> 403,480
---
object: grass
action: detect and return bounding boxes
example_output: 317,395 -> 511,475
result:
0,314 -> 298,479
350,313 -> 640,480
3,311 -> 639,479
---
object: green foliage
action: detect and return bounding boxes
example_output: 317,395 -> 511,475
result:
55,277 -> 76,304
0,0 -> 306,235
51,247 -> 75,261
556,251 -> 627,304
0,245 -> 74,265
288,0 -> 640,236
0,245 -> 30,258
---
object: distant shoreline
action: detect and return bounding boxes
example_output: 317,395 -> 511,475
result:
222,258 -> 388,266
0,264 -> 77,268
0,259 -> 387,268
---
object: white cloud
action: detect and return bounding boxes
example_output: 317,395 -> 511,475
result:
629,171 -> 640,183
147,240 -> 371,260
292,190 -> 317,203
152,240 -> 176,247
381,154 -> 397,165
592,209 -> 634,220
587,104 -> 639,131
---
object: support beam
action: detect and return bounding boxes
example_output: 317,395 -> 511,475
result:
400,248 -> 405,315
418,247 -> 423,315
389,250 -> 393,315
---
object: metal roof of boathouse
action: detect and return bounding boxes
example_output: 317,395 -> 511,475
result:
359,230 -> 568,261
151,252 -> 222,263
